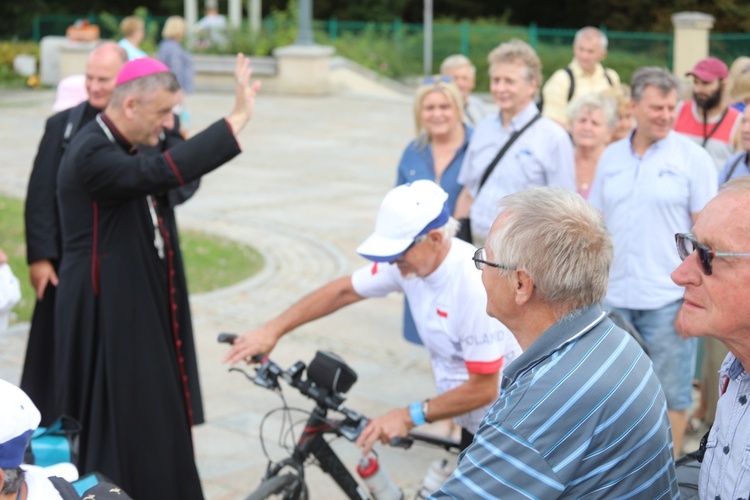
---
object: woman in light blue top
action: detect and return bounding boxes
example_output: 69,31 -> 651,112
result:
118,16 -> 147,60
396,77 -> 472,214
396,77 -> 472,345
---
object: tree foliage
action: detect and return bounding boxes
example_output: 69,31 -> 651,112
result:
3,0 -> 750,39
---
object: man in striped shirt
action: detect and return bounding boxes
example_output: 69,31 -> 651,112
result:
433,187 -> 678,498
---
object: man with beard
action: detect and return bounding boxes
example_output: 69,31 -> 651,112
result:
674,57 -> 742,170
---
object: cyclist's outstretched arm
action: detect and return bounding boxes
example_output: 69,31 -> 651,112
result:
223,276 -> 364,364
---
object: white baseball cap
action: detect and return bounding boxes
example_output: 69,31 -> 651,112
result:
0,379 -> 41,468
357,180 -> 449,262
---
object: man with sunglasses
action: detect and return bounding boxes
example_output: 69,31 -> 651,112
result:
434,187 -> 677,498
225,180 -> 521,454
671,177 -> 750,497
589,66 -> 718,458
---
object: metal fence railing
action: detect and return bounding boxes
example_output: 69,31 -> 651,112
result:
29,14 -> 678,86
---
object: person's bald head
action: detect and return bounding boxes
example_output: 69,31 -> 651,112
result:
85,41 -> 127,110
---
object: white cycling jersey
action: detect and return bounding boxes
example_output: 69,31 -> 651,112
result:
351,238 -> 521,433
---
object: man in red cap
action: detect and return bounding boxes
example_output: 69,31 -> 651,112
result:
53,55 -> 260,500
674,56 -> 742,170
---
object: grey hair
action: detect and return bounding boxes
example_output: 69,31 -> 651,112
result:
720,175 -> 750,193
440,54 -> 476,77
566,92 -> 618,130
0,467 -> 24,494
488,39 -> 543,89
631,67 -> 680,102
574,27 -> 608,51
488,187 -> 613,316
109,71 -> 180,108
416,217 -> 461,242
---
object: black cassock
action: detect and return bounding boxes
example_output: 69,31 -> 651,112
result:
23,102 -> 99,425
55,113 -> 241,499
22,103 -> 200,428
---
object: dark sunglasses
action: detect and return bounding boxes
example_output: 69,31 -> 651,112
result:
675,232 -> 750,275
422,75 -> 453,85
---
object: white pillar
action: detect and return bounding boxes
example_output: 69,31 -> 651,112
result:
249,0 -> 261,40
671,12 -> 715,77
228,0 -> 242,28
184,0 -> 198,31
423,0 -> 433,75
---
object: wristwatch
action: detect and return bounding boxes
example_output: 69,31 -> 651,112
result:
422,399 -> 430,424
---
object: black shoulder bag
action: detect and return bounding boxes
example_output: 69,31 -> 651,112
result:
456,113 -> 542,243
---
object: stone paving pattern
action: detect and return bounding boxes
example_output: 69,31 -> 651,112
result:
0,87 -> 457,498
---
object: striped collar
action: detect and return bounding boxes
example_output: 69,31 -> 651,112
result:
502,304 -> 608,389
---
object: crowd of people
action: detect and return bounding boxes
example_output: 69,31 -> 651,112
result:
4,18 -> 750,500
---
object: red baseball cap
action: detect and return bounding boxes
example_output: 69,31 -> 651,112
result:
686,57 -> 729,82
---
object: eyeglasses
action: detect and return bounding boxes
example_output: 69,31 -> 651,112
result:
675,232 -> 750,276
472,247 -> 514,271
396,234 -> 428,261
422,75 -> 453,85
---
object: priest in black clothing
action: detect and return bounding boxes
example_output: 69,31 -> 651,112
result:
23,42 -> 199,431
22,42 -> 127,425
54,55 -> 260,499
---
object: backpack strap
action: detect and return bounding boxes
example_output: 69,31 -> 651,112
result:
48,476 -> 81,499
564,66 -> 575,102
61,102 -> 88,150
603,68 -> 614,86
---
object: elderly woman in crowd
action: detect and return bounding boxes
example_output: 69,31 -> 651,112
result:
567,93 -> 617,199
158,16 -> 195,135
396,77 -> 471,347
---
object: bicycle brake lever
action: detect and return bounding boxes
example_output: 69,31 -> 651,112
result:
389,436 -> 414,449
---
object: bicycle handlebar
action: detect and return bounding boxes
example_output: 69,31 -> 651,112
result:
218,333 -> 462,453
219,333 -> 357,416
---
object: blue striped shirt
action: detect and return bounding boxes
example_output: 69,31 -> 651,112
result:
432,305 -> 679,499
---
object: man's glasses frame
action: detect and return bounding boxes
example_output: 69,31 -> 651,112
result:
472,247 -> 514,271
675,232 -> 750,276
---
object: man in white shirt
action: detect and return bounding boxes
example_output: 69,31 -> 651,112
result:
454,39 -> 575,242
225,181 -> 521,453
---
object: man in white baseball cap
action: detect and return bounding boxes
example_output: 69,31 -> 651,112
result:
0,379 -> 65,499
225,180 -> 521,454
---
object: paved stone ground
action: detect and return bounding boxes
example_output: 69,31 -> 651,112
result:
0,87 -> 460,498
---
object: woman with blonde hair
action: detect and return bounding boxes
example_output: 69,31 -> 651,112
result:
396,77 -> 471,347
118,16 -> 147,60
397,77 -> 470,211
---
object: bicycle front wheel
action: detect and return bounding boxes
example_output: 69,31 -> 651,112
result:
246,473 -> 309,500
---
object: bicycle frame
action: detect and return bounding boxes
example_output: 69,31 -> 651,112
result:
217,334 -> 463,499
263,405 -> 369,500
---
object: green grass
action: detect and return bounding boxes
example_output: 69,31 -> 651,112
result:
0,194 -> 264,325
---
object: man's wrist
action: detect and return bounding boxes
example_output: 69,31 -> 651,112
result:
409,400 -> 430,426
